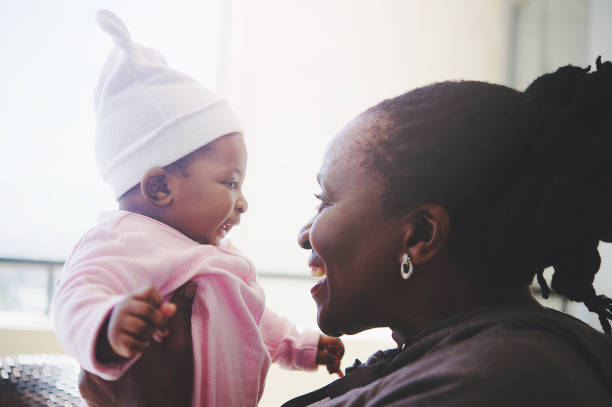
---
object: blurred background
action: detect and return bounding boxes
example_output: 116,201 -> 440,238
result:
1,0 -> 611,405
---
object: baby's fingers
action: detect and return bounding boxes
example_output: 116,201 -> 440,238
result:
125,300 -> 166,329
317,349 -> 334,365
327,358 -> 344,377
132,286 -> 164,308
111,315 -> 157,358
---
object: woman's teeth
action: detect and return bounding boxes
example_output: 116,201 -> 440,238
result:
310,266 -> 326,277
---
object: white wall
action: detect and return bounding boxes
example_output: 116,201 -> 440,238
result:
511,0 -> 589,89
224,0 -> 512,274
588,0 -> 612,63
0,0 -> 224,261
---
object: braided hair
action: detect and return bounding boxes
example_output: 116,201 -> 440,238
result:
364,57 -> 612,332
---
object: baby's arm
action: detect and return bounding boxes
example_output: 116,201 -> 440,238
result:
78,282 -> 196,407
96,286 -> 177,362
259,307 -> 345,375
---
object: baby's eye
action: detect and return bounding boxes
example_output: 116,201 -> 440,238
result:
223,181 -> 238,189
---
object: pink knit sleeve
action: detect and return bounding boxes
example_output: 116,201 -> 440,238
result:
258,307 -> 320,371
52,267 -> 141,380
52,216 -> 154,380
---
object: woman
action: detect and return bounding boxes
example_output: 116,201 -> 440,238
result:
79,59 -> 612,406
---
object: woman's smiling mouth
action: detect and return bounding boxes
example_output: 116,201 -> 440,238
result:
308,253 -> 328,296
310,265 -> 325,277
308,252 -> 327,277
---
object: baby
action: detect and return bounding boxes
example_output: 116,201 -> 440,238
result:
52,10 -> 343,407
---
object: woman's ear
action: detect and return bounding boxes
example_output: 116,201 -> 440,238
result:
400,204 -> 451,265
141,168 -> 173,207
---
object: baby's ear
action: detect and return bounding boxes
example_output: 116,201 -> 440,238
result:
141,168 -> 173,207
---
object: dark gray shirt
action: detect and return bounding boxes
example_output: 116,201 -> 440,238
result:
283,306 -> 612,407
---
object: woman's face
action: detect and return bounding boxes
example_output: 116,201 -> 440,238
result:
298,120 -> 404,336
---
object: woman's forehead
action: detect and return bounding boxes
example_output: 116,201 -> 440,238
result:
320,125 -> 380,187
328,116 -> 376,155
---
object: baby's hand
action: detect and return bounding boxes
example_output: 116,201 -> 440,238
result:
107,286 -> 177,359
316,335 -> 345,377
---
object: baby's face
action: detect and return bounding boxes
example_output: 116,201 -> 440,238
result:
168,133 -> 248,245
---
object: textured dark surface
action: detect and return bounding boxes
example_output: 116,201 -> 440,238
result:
0,354 -> 82,406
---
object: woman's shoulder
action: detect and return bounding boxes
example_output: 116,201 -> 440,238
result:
292,306 -> 612,407
407,304 -> 611,349
377,306 -> 612,406
397,305 -> 612,376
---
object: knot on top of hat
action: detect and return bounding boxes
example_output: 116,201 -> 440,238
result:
95,9 -> 132,50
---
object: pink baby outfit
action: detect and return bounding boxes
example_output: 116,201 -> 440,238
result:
52,210 -> 319,406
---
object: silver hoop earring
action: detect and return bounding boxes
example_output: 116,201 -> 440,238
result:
400,253 -> 414,280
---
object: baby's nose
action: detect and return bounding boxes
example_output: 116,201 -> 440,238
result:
236,195 -> 248,214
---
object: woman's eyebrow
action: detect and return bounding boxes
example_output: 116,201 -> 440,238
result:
316,174 -> 335,196
316,174 -> 328,190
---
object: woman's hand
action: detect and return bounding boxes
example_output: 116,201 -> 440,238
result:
78,282 -> 196,407
316,335 -> 345,377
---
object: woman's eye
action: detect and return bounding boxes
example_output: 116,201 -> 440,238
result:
314,193 -> 330,211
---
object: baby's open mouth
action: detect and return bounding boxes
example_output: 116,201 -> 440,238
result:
217,223 -> 233,239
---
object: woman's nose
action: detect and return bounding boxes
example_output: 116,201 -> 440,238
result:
298,222 -> 312,249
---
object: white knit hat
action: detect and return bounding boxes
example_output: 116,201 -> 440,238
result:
94,9 -> 243,198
